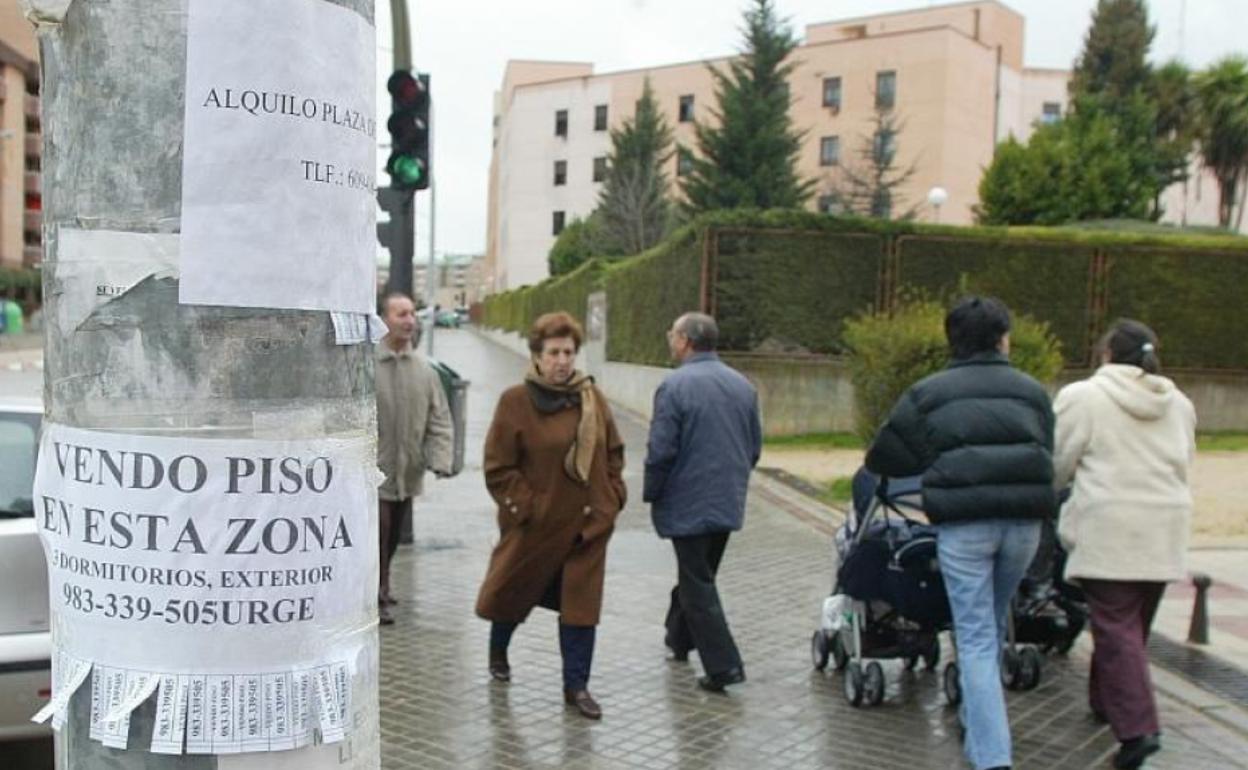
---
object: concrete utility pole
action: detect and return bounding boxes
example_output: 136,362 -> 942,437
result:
28,0 -> 379,768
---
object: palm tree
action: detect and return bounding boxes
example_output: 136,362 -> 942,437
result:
1195,57 -> 1248,228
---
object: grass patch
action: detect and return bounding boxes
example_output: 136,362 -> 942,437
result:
813,476 -> 855,507
763,432 -> 864,450
1197,432 -> 1248,452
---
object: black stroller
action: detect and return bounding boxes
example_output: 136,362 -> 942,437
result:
1011,518 -> 1088,654
810,470 -> 951,707
810,469 -> 1081,706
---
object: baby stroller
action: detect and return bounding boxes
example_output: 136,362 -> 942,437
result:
1010,518 -> 1088,656
810,469 -> 951,707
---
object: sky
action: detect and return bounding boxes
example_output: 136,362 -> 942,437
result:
375,0 -> 1244,261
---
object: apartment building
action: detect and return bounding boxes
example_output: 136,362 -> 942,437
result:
0,4 -> 39,270
485,1 -> 1069,292
413,253 -> 488,309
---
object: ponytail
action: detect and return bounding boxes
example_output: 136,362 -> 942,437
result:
1100,319 -> 1161,374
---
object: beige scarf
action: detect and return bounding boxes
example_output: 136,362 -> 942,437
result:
524,360 -> 602,485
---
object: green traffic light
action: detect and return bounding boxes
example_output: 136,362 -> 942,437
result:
389,155 -> 425,185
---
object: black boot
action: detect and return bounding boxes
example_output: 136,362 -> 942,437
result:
488,648 -> 511,683
1113,734 -> 1161,769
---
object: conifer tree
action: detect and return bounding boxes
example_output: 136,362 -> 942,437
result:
681,0 -> 812,213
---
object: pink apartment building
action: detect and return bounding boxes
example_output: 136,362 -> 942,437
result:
0,3 -> 40,271
484,1 -> 1070,292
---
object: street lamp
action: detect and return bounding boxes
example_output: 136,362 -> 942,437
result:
927,186 -> 948,223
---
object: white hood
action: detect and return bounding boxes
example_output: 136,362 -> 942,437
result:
1092,364 -> 1176,421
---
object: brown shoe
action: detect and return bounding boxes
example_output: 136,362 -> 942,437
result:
563,689 -> 602,720
488,649 -> 511,683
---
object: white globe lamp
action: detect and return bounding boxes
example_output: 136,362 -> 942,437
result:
927,186 -> 949,223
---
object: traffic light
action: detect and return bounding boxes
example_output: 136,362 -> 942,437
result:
377,186 -> 414,294
385,71 -> 430,191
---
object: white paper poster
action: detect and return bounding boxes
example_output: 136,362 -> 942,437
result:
179,0 -> 377,313
52,229 -> 180,333
32,424 -> 376,752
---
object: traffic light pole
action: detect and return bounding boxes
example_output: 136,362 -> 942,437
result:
29,1 -> 380,768
384,0 -> 416,299
389,0 -> 411,69
383,191 -> 416,298
425,104 -> 437,357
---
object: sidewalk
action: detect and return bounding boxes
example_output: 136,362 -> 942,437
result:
0,332 -> 43,372
374,329 -> 1248,769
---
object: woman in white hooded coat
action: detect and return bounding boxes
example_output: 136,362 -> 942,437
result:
1053,319 -> 1196,770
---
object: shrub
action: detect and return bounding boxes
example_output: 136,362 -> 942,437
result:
844,300 -> 1064,443
604,224 -> 703,366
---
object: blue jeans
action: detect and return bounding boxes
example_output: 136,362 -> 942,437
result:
938,519 -> 1041,770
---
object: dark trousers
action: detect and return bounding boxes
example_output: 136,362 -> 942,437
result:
666,532 -> 742,676
378,498 -> 412,600
490,621 -> 596,691
1082,579 -> 1166,741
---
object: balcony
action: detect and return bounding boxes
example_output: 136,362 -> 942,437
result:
25,133 -> 40,157
24,210 -> 40,234
23,245 -> 42,267
24,171 -> 40,195
24,93 -> 39,121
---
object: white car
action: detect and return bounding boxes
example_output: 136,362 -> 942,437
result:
0,398 -> 51,741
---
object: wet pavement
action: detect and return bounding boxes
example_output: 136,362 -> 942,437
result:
373,329 -> 1247,769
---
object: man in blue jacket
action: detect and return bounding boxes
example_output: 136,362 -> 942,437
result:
644,312 -> 762,692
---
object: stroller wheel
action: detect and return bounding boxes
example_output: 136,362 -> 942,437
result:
1055,621 -> 1083,655
844,662 -> 866,707
1019,647 -> 1043,690
942,662 -> 962,706
923,637 -> 941,671
811,630 -> 830,671
864,661 -> 886,706
1001,647 -> 1024,690
831,631 -> 850,671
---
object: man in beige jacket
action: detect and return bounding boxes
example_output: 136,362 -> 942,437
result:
377,292 -> 454,625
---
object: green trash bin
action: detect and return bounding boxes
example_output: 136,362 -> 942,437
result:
2,300 -> 22,335
397,358 -> 469,545
428,358 -> 469,476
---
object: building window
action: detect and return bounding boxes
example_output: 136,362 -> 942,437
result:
676,146 -> 694,176
679,95 -> 695,123
555,109 -> 568,137
552,211 -> 566,235
553,160 -> 567,186
819,136 -> 840,167
592,156 -> 608,183
873,129 -> 895,165
1041,101 -> 1062,124
822,77 -> 842,111
817,195 -> 842,214
594,104 -> 608,131
876,70 -> 897,110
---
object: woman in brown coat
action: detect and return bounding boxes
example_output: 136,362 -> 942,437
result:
475,311 -> 626,720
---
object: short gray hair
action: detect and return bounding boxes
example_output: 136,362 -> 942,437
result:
676,312 -> 719,352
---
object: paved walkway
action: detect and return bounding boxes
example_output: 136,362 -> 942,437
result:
1154,551 -> 1248,672
382,331 -> 1248,768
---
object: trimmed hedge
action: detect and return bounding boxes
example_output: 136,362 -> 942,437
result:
715,229 -> 882,355
0,266 -> 40,294
528,258 -> 607,331
482,209 -> 1248,371
896,236 -> 1097,366
1104,247 -> 1248,370
604,225 -> 703,366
